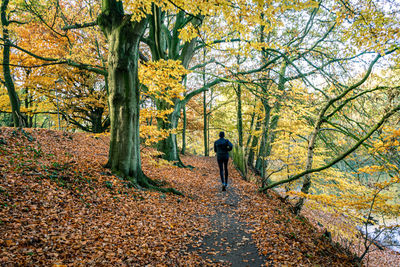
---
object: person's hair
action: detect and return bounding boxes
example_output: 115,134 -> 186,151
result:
219,131 -> 225,138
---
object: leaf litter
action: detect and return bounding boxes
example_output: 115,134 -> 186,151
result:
0,127 -> 363,266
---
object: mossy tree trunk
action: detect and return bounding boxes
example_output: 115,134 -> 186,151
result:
235,44 -> 243,148
236,84 -> 243,147
156,101 -> 182,162
97,0 -> 149,188
98,0 -> 147,180
1,0 -> 26,127
146,7 -> 201,165
255,99 -> 271,177
97,0 -> 182,195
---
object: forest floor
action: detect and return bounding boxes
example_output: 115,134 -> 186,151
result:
0,127 -> 396,266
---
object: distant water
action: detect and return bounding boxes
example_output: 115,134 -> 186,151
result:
357,220 -> 400,253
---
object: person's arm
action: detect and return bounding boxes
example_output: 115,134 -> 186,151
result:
227,140 -> 233,151
214,141 -> 217,153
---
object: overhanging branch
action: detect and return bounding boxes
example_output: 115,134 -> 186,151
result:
62,21 -> 97,30
0,38 -> 107,75
259,104 -> 400,192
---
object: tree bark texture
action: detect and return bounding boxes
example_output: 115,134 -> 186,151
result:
181,102 -> 186,155
203,90 -> 208,156
148,7 -> 200,165
1,0 -> 25,127
255,99 -> 271,176
98,0 -> 147,180
236,84 -> 243,147
247,115 -> 261,170
203,48 -> 208,156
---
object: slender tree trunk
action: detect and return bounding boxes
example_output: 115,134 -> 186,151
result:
236,84 -> 243,147
262,63 -> 287,169
245,108 -> 256,156
181,77 -> 187,155
203,49 -> 208,156
245,98 -> 259,159
207,88 -> 213,151
181,102 -> 187,155
24,88 -> 33,127
255,99 -> 271,176
293,119 -> 319,214
1,0 -> 25,127
203,90 -> 208,156
247,115 -> 261,170
235,36 -> 243,148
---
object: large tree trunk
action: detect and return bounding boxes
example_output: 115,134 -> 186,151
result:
98,0 -> 181,195
103,20 -> 146,179
91,107 -> 106,133
1,0 -> 25,127
148,7 -> 200,166
157,102 -> 184,164
98,0 -> 147,180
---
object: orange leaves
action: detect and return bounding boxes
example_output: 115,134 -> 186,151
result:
0,127 -> 213,266
0,127 -> 363,266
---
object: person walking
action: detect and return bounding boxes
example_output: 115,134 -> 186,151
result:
214,131 -> 233,191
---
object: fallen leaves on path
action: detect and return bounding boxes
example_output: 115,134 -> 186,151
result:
0,127 -> 357,266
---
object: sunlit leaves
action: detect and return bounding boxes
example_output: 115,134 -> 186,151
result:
139,59 -> 189,105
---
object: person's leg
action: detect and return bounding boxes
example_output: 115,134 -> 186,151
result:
217,157 -> 224,184
223,157 -> 229,185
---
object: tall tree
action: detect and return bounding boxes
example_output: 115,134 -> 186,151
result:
97,0 -> 147,180
96,0 -> 179,193
142,6 -> 203,165
202,48 -> 209,156
1,0 -> 25,127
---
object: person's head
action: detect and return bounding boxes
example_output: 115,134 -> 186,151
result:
219,131 -> 225,138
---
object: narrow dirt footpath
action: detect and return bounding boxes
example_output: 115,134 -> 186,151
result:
196,188 -> 265,266
186,156 -> 265,266
180,156 -> 356,266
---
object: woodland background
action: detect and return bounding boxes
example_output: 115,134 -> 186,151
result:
1,0 -> 400,265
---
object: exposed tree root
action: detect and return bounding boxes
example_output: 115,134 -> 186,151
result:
136,172 -> 183,196
106,166 -> 183,196
173,158 -> 194,170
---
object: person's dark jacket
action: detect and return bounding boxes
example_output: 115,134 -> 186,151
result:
214,138 -> 233,159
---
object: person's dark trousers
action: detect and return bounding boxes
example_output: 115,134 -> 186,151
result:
217,155 -> 229,185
